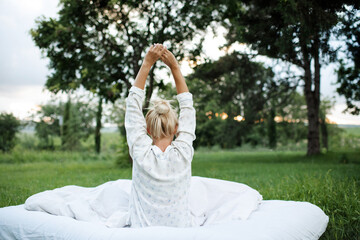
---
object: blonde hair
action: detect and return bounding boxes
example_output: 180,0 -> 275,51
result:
145,99 -> 178,139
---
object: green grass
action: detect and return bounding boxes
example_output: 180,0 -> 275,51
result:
192,150 -> 360,239
0,146 -> 359,239
343,127 -> 360,135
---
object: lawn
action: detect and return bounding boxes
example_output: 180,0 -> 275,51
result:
0,148 -> 359,239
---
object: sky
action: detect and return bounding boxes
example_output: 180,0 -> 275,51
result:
0,0 -> 359,125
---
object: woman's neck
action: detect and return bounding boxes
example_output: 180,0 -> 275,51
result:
153,136 -> 173,152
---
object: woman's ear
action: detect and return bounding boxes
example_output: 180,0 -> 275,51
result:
174,124 -> 178,136
147,127 -> 151,136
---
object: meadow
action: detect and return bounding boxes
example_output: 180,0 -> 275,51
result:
0,131 -> 359,239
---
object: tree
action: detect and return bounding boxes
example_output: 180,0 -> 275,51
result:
0,113 -> 21,152
218,0 -> 359,155
336,7 -> 360,115
31,0 -> 214,152
275,92 -> 308,146
31,0 -> 124,153
264,68 -> 302,149
32,97 -> 95,150
33,104 -> 61,150
187,52 -> 275,148
61,96 -> 93,151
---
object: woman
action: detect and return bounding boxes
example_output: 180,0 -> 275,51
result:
125,43 -> 196,228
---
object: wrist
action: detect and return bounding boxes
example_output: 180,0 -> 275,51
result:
142,61 -> 153,70
170,63 -> 180,71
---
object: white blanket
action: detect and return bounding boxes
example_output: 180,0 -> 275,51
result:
24,176 -> 263,228
0,201 -> 329,240
0,176 -> 329,239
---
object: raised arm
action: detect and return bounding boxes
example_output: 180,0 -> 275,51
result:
133,44 -> 167,90
125,44 -> 166,159
161,50 -> 196,160
160,49 -> 189,94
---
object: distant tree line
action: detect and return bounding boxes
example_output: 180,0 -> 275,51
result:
0,92 -> 346,154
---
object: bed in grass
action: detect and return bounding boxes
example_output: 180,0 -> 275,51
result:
0,150 -> 359,239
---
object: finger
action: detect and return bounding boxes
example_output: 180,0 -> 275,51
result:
161,49 -> 166,55
156,44 -> 164,51
160,47 -> 166,55
155,46 -> 164,56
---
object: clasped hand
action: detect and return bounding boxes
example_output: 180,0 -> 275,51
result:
144,43 -> 178,70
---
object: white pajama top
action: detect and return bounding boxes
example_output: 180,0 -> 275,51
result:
125,86 -> 196,228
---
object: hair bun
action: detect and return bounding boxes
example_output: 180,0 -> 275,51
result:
154,101 -> 170,115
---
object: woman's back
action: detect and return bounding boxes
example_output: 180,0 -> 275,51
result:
129,145 -> 192,227
125,85 -> 196,227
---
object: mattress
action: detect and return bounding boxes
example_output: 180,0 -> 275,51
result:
0,177 -> 329,239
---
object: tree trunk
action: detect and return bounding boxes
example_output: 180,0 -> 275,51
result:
302,37 -> 321,156
320,114 -> 328,151
268,106 -> 277,149
62,95 -> 71,149
303,71 -> 320,155
305,97 -> 320,155
95,96 -> 103,154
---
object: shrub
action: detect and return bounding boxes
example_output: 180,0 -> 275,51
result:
0,112 -> 21,152
115,135 -> 132,168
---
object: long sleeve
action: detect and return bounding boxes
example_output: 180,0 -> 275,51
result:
173,92 -> 196,161
125,86 -> 152,159
128,89 -> 196,228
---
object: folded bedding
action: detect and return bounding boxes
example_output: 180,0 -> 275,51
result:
0,176 -> 329,239
24,176 -> 263,228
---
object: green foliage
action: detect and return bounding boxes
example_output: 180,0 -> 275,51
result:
115,135 -> 131,168
214,0 -> 360,155
71,97 -> 97,147
108,97 -> 126,136
31,0 -> 219,153
336,7 -> 360,115
32,97 -> 96,151
0,112 -> 21,152
337,61 -> 360,115
184,53 -> 319,150
184,69 -> 344,151
16,133 -> 39,150
30,0 -> 214,105
273,92 -> 307,146
61,96 -> 73,149
33,103 -> 61,150
223,0 -> 346,63
187,52 -> 275,148
107,98 -> 132,165
61,96 -> 89,151
331,127 -> 360,150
